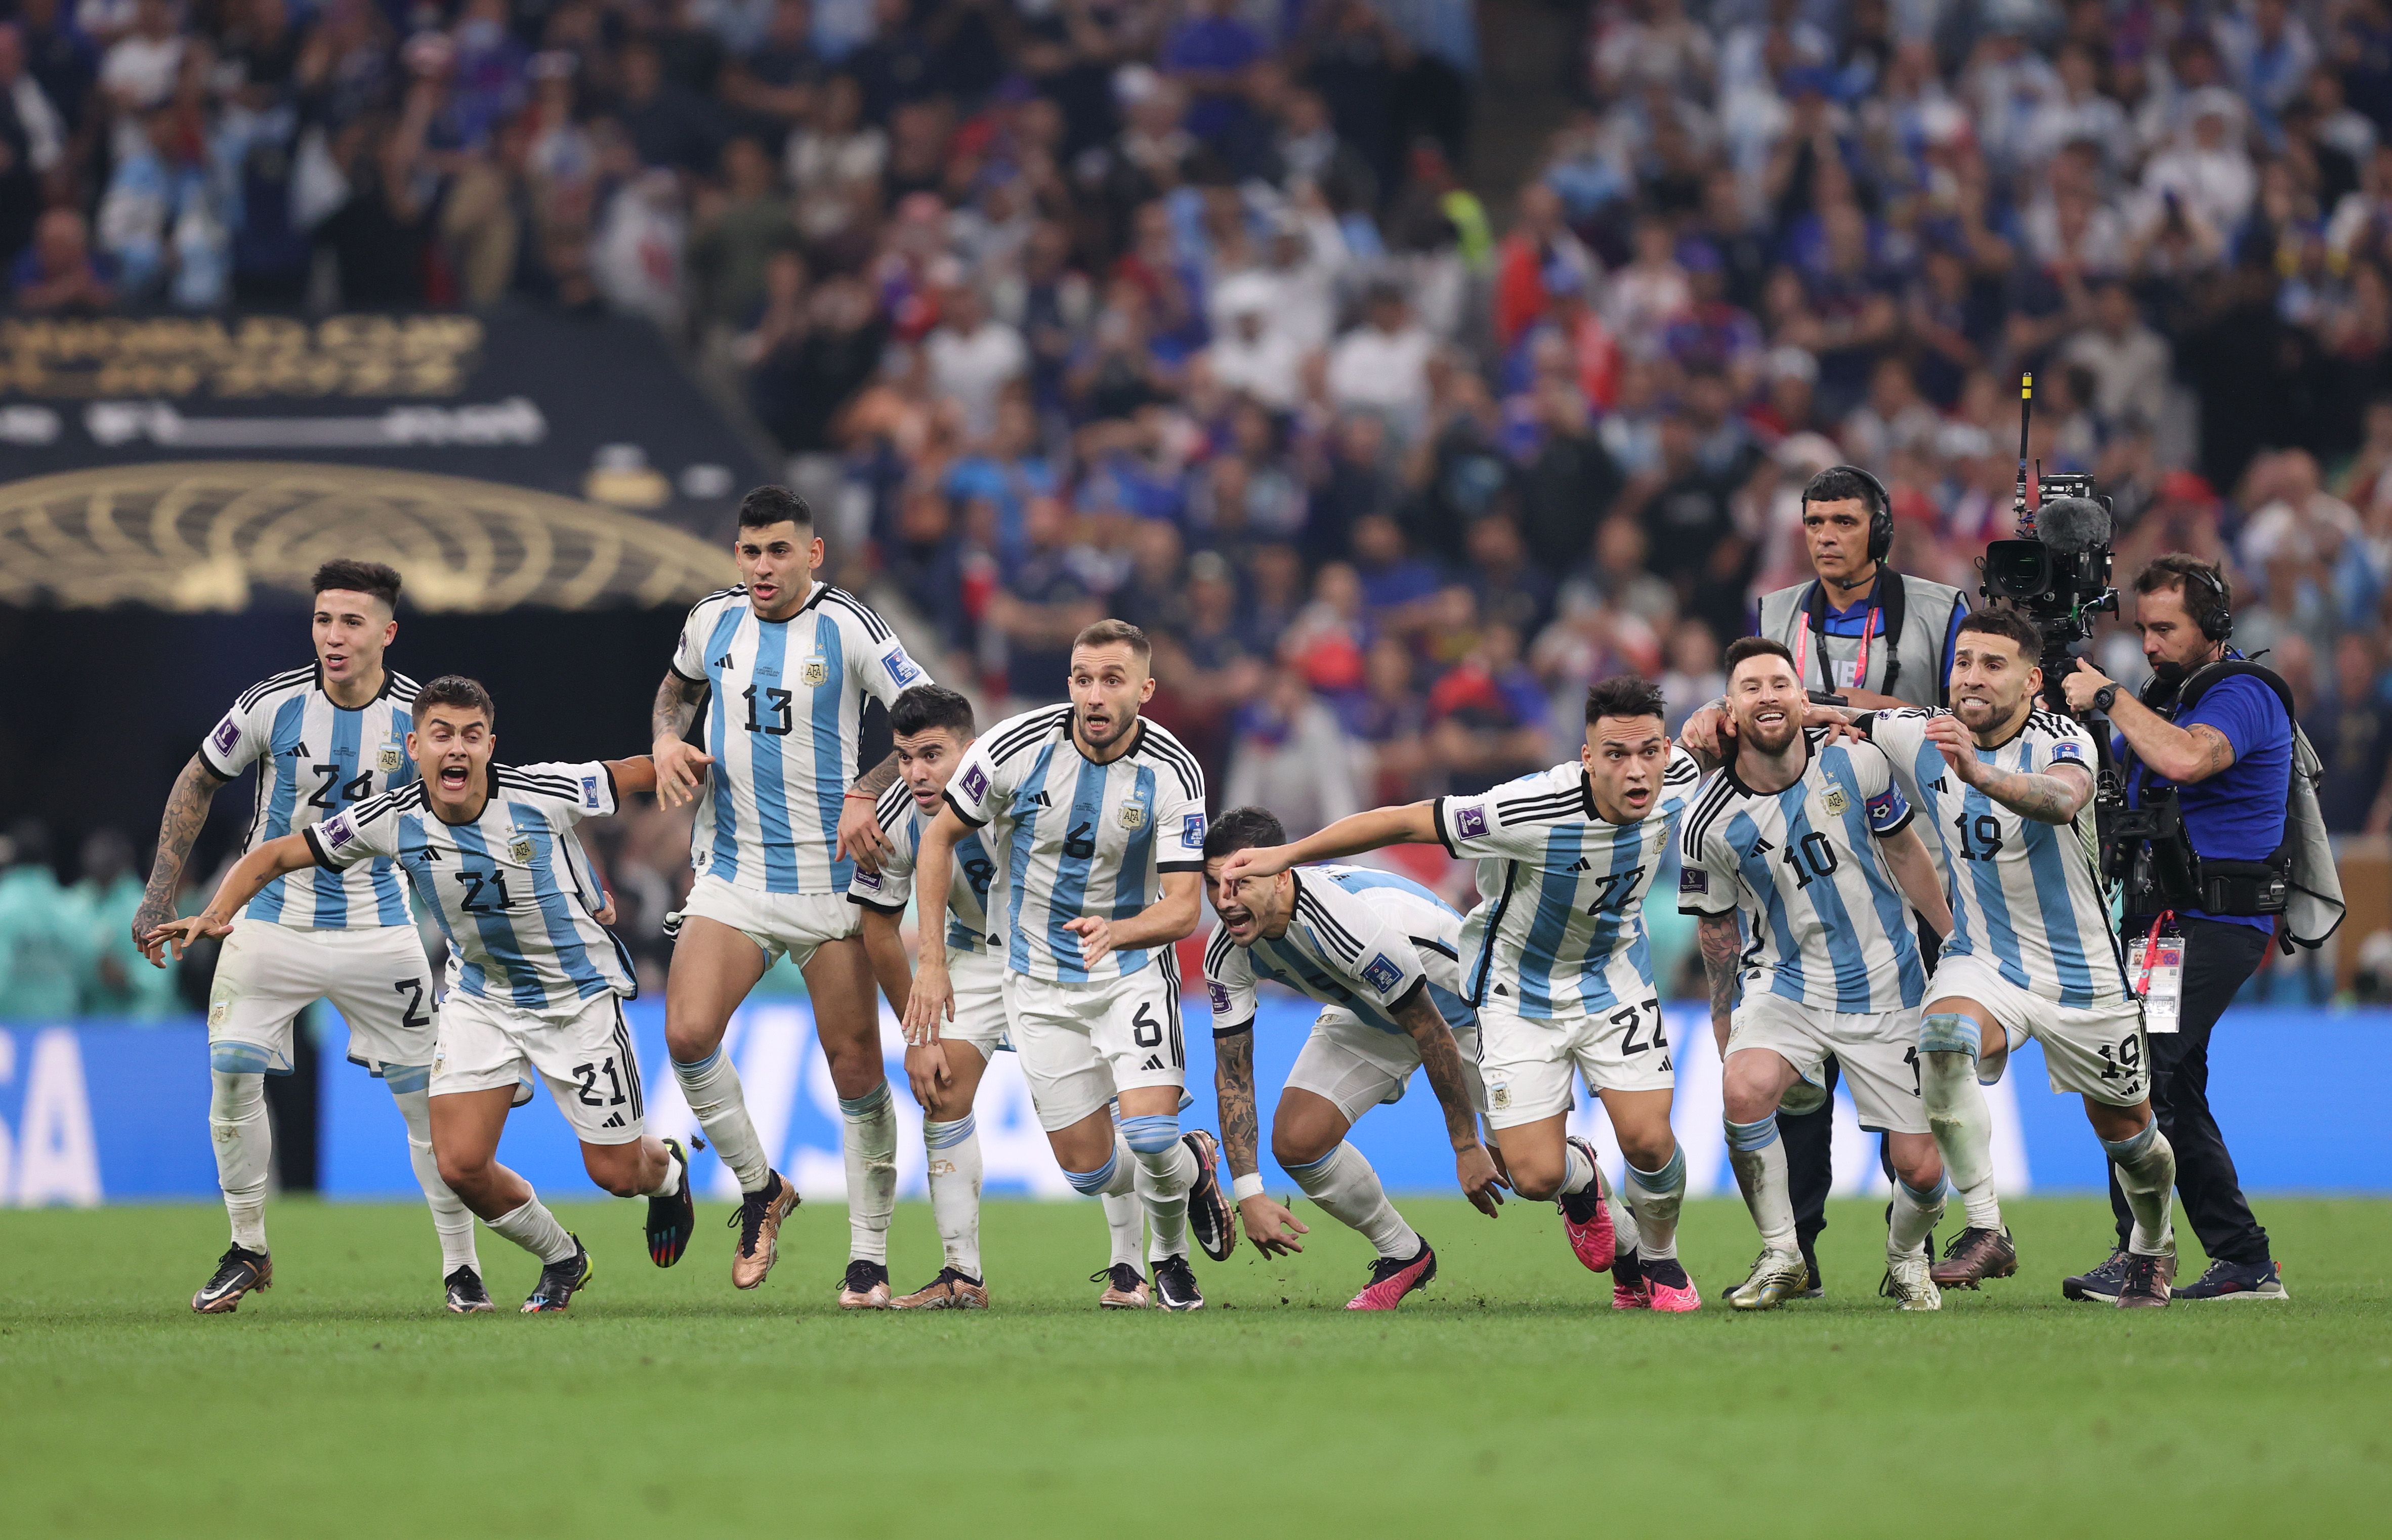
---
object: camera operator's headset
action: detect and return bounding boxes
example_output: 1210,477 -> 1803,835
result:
1795,466 -> 1901,699
2180,562 -> 2234,641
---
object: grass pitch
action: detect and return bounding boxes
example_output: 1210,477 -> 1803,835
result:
4,1196 -> 2388,1539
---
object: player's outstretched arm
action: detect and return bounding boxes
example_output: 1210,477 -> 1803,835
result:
135,753 -> 228,958
1879,823 -> 1954,939
1063,870 -> 1200,968
1213,1024 -> 1309,1254
143,833 -> 317,962
1697,912 -> 1743,1060
1921,715 -> 2091,824
602,755 -> 658,798
1215,802 -> 1438,886
1391,989 -> 1506,1216
650,671 -> 714,810
900,805 -> 969,1043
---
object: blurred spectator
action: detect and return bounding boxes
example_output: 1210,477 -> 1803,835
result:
10,204 -> 112,311
73,830 -> 178,1020
1222,665 -> 1363,840
0,823 -> 86,1022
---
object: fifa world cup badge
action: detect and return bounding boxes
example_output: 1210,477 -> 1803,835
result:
801,655 -> 830,687
1821,786 -> 1850,817
509,836 -> 535,865
1118,800 -> 1147,830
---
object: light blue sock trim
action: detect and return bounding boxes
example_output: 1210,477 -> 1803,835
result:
1627,1146 -> 1685,1192
1119,1114 -> 1181,1154
1725,1117 -> 1780,1153
382,1063 -> 432,1096
670,1048 -> 722,1076
2102,1123 -> 2159,1162
1063,1151 -> 1118,1195
923,1116 -> 977,1150
1281,1146 -> 1340,1182
1918,1011 -> 1983,1057
837,1082 -> 893,1119
1900,1178 -> 1947,1206
210,1044 -> 284,1076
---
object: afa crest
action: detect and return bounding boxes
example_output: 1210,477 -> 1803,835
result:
800,655 -> 830,688
1821,786 -> 1851,817
1117,800 -> 1148,830
378,747 -> 402,773
508,836 -> 535,865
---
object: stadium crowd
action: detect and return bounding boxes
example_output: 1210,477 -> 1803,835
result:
16,0 -> 2392,1011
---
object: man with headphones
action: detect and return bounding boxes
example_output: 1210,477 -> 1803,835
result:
1683,465 -> 1969,1295
2060,554 -> 2292,1301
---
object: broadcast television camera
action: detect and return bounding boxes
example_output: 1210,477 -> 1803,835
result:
1979,377 -> 2119,709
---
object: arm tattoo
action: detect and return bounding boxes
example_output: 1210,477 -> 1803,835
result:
1213,1028 -> 1262,1178
2191,724 -> 2235,778
1398,996 -> 1483,1151
652,672 -> 703,742
1698,912 -> 1743,1045
1971,763 -> 2091,825
852,749 -> 901,799
136,755 -> 225,936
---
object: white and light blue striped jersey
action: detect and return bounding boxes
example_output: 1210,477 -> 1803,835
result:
1864,707 -> 2128,1009
1203,865 -> 1474,1037
1677,730 -> 1928,1013
671,582 -> 930,897
309,762 -> 635,1016
1434,749 -> 1704,1019
944,705 -> 1208,983
201,665 -> 419,931
845,779 -> 1005,959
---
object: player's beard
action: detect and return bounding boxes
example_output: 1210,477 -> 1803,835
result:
1739,710 -> 1799,757
1078,703 -> 1132,751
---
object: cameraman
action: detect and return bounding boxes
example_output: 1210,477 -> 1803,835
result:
2061,555 -> 2289,1302
1683,465 -> 1968,1292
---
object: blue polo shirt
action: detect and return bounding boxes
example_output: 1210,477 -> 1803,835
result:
2119,671 -> 2292,932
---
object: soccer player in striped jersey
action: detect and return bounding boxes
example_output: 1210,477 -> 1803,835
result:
1856,609 -> 2174,1308
151,676 -> 697,1315
902,621 -> 1235,1312
649,487 -> 934,1307
132,561 -> 484,1315
1199,807 -> 1501,1310
1218,677 -> 1707,1310
848,685 -> 1148,1308
1680,637 -> 1955,1311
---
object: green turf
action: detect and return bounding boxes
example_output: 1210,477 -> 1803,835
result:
4,1196 -> 2388,1538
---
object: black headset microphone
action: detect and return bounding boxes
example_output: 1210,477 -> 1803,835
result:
1829,463 -> 1896,565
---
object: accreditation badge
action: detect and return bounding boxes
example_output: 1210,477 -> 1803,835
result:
2127,930 -> 2184,1034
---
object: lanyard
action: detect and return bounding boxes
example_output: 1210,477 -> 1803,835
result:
2135,910 -> 2175,997
1794,600 -> 1879,693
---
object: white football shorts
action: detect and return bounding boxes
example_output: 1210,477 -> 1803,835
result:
1928,951 -> 2150,1106
1284,1006 -> 1487,1127
432,988 -> 647,1145
207,919 -> 438,1078
1003,965 -> 1184,1131
1477,995 -> 1674,1129
1728,992 -> 1927,1134
674,875 -> 859,970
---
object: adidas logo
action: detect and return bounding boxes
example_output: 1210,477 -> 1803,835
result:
1493,983 -> 1510,997
1568,857 -> 1591,873
1140,1055 -> 1163,1071
712,654 -> 733,669
1025,790 -> 1051,808
289,741 -> 312,757
602,1113 -> 625,1129
1748,837 -> 1775,856
1928,776 -> 1950,794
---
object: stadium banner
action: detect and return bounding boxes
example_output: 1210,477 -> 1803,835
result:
7,1006 -> 2384,1206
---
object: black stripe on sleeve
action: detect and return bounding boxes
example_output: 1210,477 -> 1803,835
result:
1387,976 -> 1429,1018
942,786 -> 990,828
1213,1017 -> 1256,1040
302,824 -> 338,871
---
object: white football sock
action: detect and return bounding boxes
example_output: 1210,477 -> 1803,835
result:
924,1115 -> 984,1279
672,1050 -> 771,1192
1286,1143 -> 1419,1261
640,1143 -> 685,1200
1608,1192 -> 1641,1258
1725,1117 -> 1797,1253
486,1189 -> 579,1264
839,1082 -> 899,1264
210,1070 -> 271,1252
1889,1177 -> 1947,1260
2104,1123 -> 2178,1257
1102,1190 -> 1143,1269
1560,1138 -> 1598,1197
1132,1140 -> 1195,1264
1921,1040 -> 2002,1229
389,1080 -> 478,1273
1624,1147 -> 1686,1261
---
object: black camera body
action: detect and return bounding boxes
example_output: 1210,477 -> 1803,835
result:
1980,475 -> 2121,687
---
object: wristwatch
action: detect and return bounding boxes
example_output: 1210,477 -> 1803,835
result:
2092,683 -> 2118,714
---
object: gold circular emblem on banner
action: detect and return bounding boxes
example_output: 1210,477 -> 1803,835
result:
0,461 -> 733,610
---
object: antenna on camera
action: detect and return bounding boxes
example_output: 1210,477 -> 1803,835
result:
2014,372 -> 2035,538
